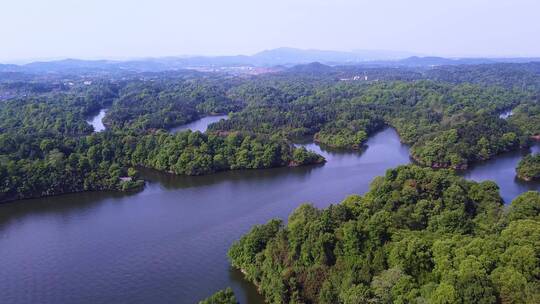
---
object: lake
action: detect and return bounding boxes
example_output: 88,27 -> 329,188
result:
461,143 -> 540,202
0,127 -> 538,304
169,115 -> 228,133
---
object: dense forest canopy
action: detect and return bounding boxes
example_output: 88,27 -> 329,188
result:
1,63 -> 539,200
198,288 -> 238,304
210,79 -> 535,168
229,165 -> 540,304
104,78 -> 243,130
0,74 -> 323,202
516,154 -> 540,181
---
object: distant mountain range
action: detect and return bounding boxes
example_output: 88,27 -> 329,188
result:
1,47 -> 539,74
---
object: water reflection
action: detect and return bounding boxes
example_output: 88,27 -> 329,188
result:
140,163 -> 323,192
86,109 -> 107,132
1,127 -> 539,304
0,191 -> 127,231
0,128 -> 410,304
229,268 -> 266,304
169,115 -> 228,133
461,143 -> 540,202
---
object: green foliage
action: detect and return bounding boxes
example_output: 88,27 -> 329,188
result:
0,129 -> 322,202
2,62 -> 540,202
508,102 -> 540,137
105,79 -> 242,131
516,154 -> 540,181
132,131 -> 322,175
229,165 -> 540,304
213,78 -> 533,166
411,115 -> 522,169
315,121 -> 372,149
199,287 -> 238,304
0,75 -> 325,202
228,219 -> 282,281
292,147 -> 325,166
508,191 -> 540,221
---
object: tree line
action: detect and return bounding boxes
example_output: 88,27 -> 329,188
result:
2,62 -> 540,201
228,165 -> 540,304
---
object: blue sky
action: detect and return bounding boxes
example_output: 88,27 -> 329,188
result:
1,0 -> 539,62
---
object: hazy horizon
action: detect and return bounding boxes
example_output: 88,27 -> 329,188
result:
0,47 -> 421,65
1,0 -> 539,63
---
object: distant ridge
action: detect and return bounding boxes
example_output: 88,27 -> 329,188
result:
250,47 -> 414,65
1,48 -> 540,74
286,62 -> 335,74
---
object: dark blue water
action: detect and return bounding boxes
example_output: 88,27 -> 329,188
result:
0,128 -> 409,304
0,128 -> 538,304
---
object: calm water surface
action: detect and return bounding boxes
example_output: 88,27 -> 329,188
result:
169,115 -> 228,133
461,144 -> 540,202
0,127 -> 538,304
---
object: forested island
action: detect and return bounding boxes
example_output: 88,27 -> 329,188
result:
0,127 -> 323,202
516,154 -> 540,181
229,165 -> 540,303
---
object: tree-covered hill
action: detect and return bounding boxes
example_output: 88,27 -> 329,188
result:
516,154 -> 540,181
229,165 -> 540,304
2,62 -> 540,202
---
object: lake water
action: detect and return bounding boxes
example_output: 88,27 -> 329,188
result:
460,143 -> 540,203
86,109 -> 107,132
0,127 -> 538,304
169,115 -> 228,133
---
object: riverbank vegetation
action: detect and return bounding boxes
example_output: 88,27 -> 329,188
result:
516,154 -> 540,181
508,102 -> 540,138
104,79 -> 243,130
0,75 -> 324,202
0,129 -> 321,202
199,288 -> 237,304
2,62 -> 540,202
229,165 -> 540,304
211,80 -> 532,168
